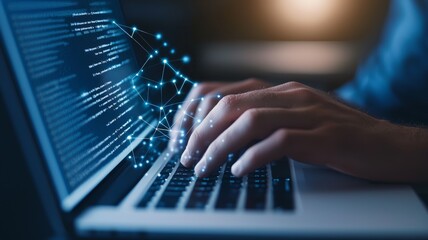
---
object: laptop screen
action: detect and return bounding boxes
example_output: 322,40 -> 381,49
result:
0,0 -> 152,211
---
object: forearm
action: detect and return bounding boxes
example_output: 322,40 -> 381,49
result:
329,122 -> 428,183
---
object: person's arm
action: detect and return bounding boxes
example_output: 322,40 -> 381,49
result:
177,81 -> 428,183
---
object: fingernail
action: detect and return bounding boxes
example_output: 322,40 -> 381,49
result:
194,161 -> 207,177
231,160 -> 242,177
180,150 -> 190,166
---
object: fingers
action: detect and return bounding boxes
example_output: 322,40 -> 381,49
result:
193,108 -> 318,177
180,88 -> 317,168
193,79 -> 270,125
231,128 -> 309,177
169,82 -> 225,147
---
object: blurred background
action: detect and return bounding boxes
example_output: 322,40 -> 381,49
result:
0,0 -> 391,238
121,0 -> 389,89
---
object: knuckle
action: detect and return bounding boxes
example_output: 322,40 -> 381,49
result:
242,109 -> 262,128
276,129 -> 293,146
284,81 -> 303,89
295,88 -> 316,102
285,81 -> 303,88
219,94 -> 239,109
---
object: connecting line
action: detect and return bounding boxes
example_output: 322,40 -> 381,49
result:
113,20 -> 198,168
136,32 -> 155,51
113,21 -> 150,54
160,62 -> 166,106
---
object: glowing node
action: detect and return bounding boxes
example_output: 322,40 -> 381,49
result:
128,156 -> 132,159
162,59 -> 167,64
193,83 -> 198,87
197,119 -> 201,123
170,49 -> 175,54
160,106 -> 163,110
154,50 -> 159,54
182,55 -> 190,63
163,42 -> 168,47
149,54 -> 153,58
112,20 -> 116,24
217,94 -> 221,98
134,164 -> 137,168
172,79 -> 176,83
139,163 -> 143,167
127,136 -> 132,140
132,27 -> 137,31
156,33 -> 162,40
177,91 -> 181,95
138,116 -> 143,119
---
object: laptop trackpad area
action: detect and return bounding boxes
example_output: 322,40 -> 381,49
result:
293,161 -> 427,219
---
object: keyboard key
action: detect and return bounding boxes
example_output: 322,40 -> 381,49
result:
186,175 -> 219,209
271,158 -> 294,210
245,166 -> 267,210
156,164 -> 193,209
215,162 -> 242,209
137,156 -> 179,208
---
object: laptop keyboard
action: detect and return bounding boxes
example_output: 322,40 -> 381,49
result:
136,151 -> 294,211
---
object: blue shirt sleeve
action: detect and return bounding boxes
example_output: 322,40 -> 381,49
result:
336,0 -> 428,126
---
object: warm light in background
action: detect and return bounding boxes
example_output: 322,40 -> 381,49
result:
266,0 -> 350,36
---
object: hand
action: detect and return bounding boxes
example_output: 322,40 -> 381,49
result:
169,78 -> 271,147
180,81 -> 428,183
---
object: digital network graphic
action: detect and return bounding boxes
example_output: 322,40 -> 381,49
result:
112,21 -> 208,168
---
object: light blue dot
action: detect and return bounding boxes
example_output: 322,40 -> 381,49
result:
156,33 -> 162,40
182,55 -> 190,63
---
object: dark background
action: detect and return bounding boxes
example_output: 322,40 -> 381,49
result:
0,0 -> 398,239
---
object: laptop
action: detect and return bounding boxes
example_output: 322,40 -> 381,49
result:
1,0 -> 427,238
